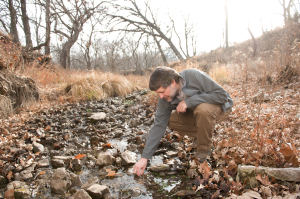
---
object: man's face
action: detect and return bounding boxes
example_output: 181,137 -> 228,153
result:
155,80 -> 178,102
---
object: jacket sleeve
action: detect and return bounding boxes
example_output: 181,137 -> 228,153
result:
184,69 -> 231,108
141,98 -> 173,159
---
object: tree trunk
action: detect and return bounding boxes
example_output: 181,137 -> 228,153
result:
21,0 -> 32,49
59,27 -> 81,69
8,0 -> 19,43
247,28 -> 257,57
45,0 -> 51,55
153,36 -> 168,66
159,33 -> 184,61
225,0 -> 229,49
60,42 -> 71,69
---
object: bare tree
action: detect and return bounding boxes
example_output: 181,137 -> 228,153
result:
104,40 -> 121,72
45,0 -> 50,55
0,0 -> 10,33
52,0 -> 106,69
152,35 -> 168,65
170,14 -> 198,58
225,0 -> 229,50
91,38 -> 105,70
77,18 -> 101,70
106,0 -> 184,61
21,0 -> 33,49
8,0 -> 19,43
279,0 -> 294,25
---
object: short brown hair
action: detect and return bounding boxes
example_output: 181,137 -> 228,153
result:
149,66 -> 180,91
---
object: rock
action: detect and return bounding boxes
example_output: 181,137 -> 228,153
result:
116,157 -> 122,166
131,187 -> 141,197
81,177 -> 99,190
120,150 -> 136,165
97,152 -> 115,166
68,172 -> 82,188
166,151 -> 178,157
32,141 -> 44,153
6,181 -> 31,199
50,168 -> 71,194
71,189 -> 92,199
237,165 -> 300,188
71,158 -> 83,172
86,184 -> 110,199
20,170 -> 33,181
90,112 -> 106,121
51,159 -> 65,168
149,163 -> 170,172
35,168 -> 53,180
174,190 -> 196,197
37,159 -> 50,167
129,118 -> 139,128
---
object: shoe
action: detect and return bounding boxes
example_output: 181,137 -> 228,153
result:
194,146 -> 214,163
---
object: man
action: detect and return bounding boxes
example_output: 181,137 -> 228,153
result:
133,66 -> 233,176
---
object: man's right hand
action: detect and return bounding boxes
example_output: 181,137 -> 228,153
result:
133,158 -> 148,176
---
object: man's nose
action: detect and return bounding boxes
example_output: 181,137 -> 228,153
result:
159,94 -> 164,99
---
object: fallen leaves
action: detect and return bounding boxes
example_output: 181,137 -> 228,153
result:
255,174 -> 271,186
6,171 -> 13,181
198,161 -> 212,181
74,154 -> 86,160
4,189 -> 14,199
105,169 -> 121,177
279,143 -> 299,167
38,171 -> 46,176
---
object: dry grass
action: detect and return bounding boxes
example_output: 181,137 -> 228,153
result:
0,95 -> 12,118
23,68 -> 148,103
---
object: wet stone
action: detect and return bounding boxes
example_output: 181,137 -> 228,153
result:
71,189 -> 92,199
120,150 -> 137,165
7,181 -> 31,199
33,142 -> 44,153
38,159 -> 50,168
174,190 -> 196,197
86,184 -> 110,199
166,151 -> 178,157
97,152 -> 115,166
51,159 -> 65,168
149,163 -> 170,172
81,176 -> 99,190
20,170 -> 33,181
71,158 -> 83,172
50,168 -> 71,194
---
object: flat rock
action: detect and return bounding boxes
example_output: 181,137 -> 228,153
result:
71,189 -> 92,199
86,184 -> 110,199
81,176 -> 99,190
50,168 -> 71,194
120,150 -> 136,165
97,152 -> 115,166
149,163 -> 170,172
33,142 -> 44,153
90,112 -> 106,121
6,181 -> 31,199
237,165 -> 300,183
38,159 -> 50,167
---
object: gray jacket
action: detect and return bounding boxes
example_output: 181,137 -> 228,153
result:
141,68 -> 233,159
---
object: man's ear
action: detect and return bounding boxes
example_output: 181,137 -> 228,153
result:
171,79 -> 176,86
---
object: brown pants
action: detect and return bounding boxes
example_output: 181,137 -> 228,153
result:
168,103 -> 223,153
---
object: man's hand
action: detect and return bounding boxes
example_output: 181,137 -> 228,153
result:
133,158 -> 148,176
176,100 -> 187,113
